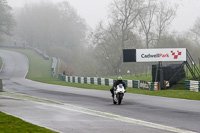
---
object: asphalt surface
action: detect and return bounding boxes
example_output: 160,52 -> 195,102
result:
0,50 -> 200,133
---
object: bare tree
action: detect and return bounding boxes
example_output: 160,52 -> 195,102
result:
156,0 -> 177,46
57,1 -> 87,49
90,0 -> 147,76
110,0 -> 143,46
16,2 -> 60,48
138,0 -> 177,48
138,0 -> 157,48
191,17 -> 200,45
107,0 -> 143,73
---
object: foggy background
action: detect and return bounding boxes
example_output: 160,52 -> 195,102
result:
6,0 -> 200,31
1,0 -> 200,77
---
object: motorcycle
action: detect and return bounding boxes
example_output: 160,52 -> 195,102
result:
113,84 -> 125,105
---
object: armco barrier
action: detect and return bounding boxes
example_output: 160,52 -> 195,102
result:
68,76 -> 70,82
105,79 -> 109,86
59,74 -> 160,90
94,77 -> 98,85
148,82 -> 159,91
0,46 -> 50,60
139,80 -> 149,90
90,78 -> 94,84
101,78 -> 105,85
72,77 -> 75,83
75,77 -> 78,83
185,80 -> 190,90
87,77 -> 91,84
31,47 -> 49,60
109,79 -> 114,86
62,75 -> 66,81
84,77 -> 87,84
185,80 -> 199,92
80,77 -> 84,83
133,80 -> 140,88
199,81 -> 200,92
78,77 -> 81,83
97,78 -> 101,85
127,80 -> 133,88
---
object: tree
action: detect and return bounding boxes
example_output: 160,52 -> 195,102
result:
56,1 -> 87,50
92,21 -> 143,76
16,1 -> 87,62
16,2 -> 60,48
138,0 -> 157,48
191,17 -> 200,45
106,0 -> 143,72
155,0 -> 177,46
138,0 -> 177,48
15,1 -> 89,76
0,0 -> 15,42
91,0 -> 148,76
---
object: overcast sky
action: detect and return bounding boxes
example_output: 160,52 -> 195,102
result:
7,0 -> 200,32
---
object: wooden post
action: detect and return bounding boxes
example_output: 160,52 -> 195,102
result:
164,80 -> 166,90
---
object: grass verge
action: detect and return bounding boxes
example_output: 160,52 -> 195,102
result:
0,111 -> 55,133
2,48 -> 52,79
0,49 -> 56,133
107,74 -> 152,81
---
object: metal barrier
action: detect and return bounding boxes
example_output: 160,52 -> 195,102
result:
185,80 -> 200,92
58,74 -> 160,91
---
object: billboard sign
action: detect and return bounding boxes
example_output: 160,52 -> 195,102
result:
136,48 -> 186,62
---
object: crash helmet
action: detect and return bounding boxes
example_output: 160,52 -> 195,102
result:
117,76 -> 122,80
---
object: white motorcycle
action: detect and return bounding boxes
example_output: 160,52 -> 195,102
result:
113,84 -> 125,105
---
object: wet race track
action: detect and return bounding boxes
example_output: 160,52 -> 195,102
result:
0,50 -> 200,133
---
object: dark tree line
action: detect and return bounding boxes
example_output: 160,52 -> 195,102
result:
0,0 -> 15,42
14,1 -> 88,75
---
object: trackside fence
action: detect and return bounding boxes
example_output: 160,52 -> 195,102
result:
58,74 -> 159,91
185,80 -> 200,92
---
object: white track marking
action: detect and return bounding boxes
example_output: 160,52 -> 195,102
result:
0,92 -> 197,133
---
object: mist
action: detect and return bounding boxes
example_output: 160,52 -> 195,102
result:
1,0 -> 200,77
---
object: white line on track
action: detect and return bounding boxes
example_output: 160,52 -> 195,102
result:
0,92 -> 197,133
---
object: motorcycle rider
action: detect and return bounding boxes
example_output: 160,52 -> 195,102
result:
110,76 -> 126,97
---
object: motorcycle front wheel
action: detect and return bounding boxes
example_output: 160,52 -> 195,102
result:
118,93 -> 123,105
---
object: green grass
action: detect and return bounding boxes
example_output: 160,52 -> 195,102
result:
3,48 -> 52,79
107,73 -> 152,81
185,65 -> 200,79
0,111 -> 55,133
